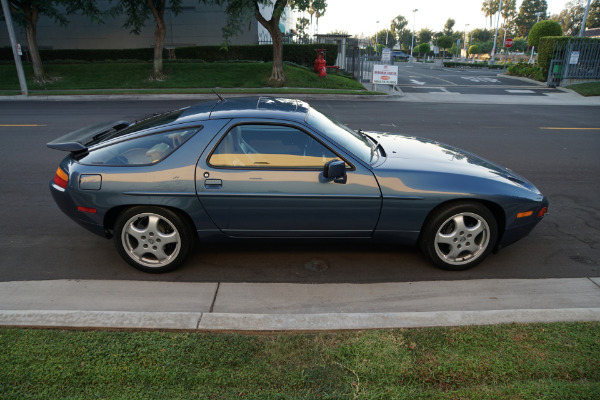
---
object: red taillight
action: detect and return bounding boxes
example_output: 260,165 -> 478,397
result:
537,207 -> 548,218
53,167 -> 68,189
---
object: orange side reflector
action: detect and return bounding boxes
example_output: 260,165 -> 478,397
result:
517,211 -> 534,218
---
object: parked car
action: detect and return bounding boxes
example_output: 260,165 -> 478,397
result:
392,51 -> 410,61
48,96 -> 548,273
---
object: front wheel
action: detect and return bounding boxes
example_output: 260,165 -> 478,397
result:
114,206 -> 193,273
420,202 -> 498,271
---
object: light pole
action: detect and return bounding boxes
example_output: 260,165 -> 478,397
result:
1,0 -> 28,95
579,0 -> 593,37
375,20 -> 379,57
528,11 -> 544,63
491,0 -> 503,64
410,9 -> 418,59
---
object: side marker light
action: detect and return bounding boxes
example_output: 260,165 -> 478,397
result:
516,211 -> 533,218
77,206 -> 97,214
537,207 -> 548,218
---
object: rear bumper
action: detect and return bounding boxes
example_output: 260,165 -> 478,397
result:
50,182 -> 109,238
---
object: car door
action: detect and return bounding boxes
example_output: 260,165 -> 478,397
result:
195,121 -> 381,237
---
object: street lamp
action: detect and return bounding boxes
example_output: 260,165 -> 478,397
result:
410,9 -> 418,59
528,11 -> 544,63
375,20 -> 379,57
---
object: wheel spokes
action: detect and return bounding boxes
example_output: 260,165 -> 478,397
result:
123,214 -> 181,265
434,212 -> 490,264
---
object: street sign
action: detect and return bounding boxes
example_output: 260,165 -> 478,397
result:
372,64 -> 398,85
504,38 -> 514,48
381,48 -> 392,63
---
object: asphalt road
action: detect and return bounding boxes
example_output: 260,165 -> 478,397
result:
393,62 -> 555,96
1,99 -> 599,283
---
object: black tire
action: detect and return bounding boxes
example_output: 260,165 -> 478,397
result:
420,202 -> 498,271
114,206 -> 193,273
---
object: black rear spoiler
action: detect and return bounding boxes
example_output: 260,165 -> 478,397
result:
47,120 -> 130,152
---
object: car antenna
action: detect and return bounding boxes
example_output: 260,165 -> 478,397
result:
212,89 -> 225,102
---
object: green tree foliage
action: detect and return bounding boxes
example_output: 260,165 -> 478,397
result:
296,16 -> 310,40
470,28 -> 493,42
468,44 -> 481,55
414,43 -> 430,55
3,0 -> 102,83
515,0 -> 548,36
527,19 -> 562,47
481,0 -> 499,27
109,0 -> 186,81
417,28 -> 433,44
218,0 -> 327,86
391,14 -> 412,50
437,35 -> 453,58
443,18 -> 455,36
390,14 -> 407,39
551,0 -> 600,36
589,0 -> 600,28
372,29 -> 397,49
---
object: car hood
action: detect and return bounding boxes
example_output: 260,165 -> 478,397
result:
368,132 -> 540,193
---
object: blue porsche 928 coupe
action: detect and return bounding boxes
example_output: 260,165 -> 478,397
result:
49,96 -> 548,273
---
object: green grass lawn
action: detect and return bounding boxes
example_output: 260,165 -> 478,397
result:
1,322 -> 599,399
565,81 -> 600,96
0,62 -> 367,94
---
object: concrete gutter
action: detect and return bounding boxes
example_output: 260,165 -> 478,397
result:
1,278 -> 599,331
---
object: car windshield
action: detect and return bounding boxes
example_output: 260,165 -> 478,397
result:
305,108 -> 375,165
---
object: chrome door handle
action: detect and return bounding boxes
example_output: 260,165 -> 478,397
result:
204,179 -> 222,189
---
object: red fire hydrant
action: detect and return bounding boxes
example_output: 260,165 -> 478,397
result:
314,49 -> 327,77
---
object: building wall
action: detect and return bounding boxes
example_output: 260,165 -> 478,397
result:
0,1 -> 259,50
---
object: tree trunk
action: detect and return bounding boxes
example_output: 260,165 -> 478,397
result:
23,5 -> 47,84
152,20 -> 166,80
148,0 -> 166,81
267,24 -> 285,87
254,0 -> 287,87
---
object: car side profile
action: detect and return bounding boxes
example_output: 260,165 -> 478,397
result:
48,96 -> 548,273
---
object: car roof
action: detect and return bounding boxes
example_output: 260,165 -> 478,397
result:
176,96 -> 310,124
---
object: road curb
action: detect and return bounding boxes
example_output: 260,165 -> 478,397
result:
2,308 -> 600,331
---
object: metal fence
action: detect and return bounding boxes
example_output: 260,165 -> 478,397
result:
547,38 -> 600,87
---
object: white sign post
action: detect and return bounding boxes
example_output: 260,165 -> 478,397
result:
372,64 -> 398,92
381,48 -> 392,63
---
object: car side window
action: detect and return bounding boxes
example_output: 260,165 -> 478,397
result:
209,124 -> 341,169
78,128 -> 198,166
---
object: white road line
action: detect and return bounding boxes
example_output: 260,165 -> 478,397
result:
505,89 -> 536,93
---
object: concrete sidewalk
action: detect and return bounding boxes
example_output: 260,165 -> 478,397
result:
1,278 -> 599,331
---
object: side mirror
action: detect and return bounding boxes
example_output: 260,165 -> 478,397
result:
323,160 -> 347,184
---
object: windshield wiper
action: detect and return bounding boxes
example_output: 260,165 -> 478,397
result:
358,129 -> 385,162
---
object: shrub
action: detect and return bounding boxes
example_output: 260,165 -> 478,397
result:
528,20 -> 562,47
415,43 -> 431,54
468,44 -> 481,56
507,62 -> 545,81
0,44 -> 339,67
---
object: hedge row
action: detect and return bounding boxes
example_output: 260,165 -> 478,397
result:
0,43 -> 339,66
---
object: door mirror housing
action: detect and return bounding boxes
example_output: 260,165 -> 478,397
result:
323,160 -> 347,184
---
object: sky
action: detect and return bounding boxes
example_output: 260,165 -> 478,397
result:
296,0 -> 572,37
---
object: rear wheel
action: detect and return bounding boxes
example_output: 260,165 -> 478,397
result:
420,202 -> 497,271
114,206 -> 193,273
